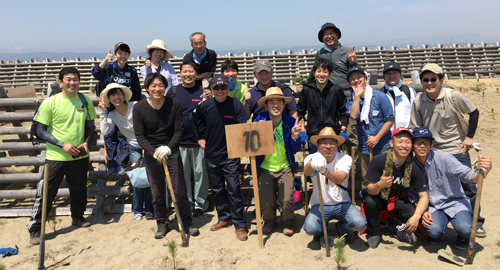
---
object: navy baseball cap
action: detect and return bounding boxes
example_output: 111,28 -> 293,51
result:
210,74 -> 229,88
383,61 -> 401,74
347,66 -> 366,80
412,127 -> 434,141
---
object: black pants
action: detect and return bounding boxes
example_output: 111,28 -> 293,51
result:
27,157 -> 89,232
363,193 -> 415,237
206,158 -> 246,229
144,152 -> 192,229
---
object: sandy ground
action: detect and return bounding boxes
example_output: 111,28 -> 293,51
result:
1,78 -> 500,269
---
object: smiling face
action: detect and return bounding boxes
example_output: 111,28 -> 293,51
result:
318,138 -> 338,163
191,34 -> 206,57
180,64 -> 197,87
223,67 -> 238,82
390,133 -> 413,159
211,84 -> 229,102
147,77 -> 166,100
150,49 -> 165,62
322,28 -> 339,49
256,70 -> 272,88
108,89 -> 125,107
314,66 -> 332,85
59,73 -> 80,97
412,138 -> 432,161
421,72 -> 444,100
114,49 -> 130,67
265,98 -> 284,117
384,70 -> 401,86
348,72 -> 367,89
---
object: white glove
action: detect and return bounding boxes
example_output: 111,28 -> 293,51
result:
310,152 -> 327,174
153,146 -> 171,162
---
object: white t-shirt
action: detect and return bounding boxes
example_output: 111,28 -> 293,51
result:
305,151 -> 352,206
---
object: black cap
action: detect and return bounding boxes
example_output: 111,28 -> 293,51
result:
318,22 -> 341,43
383,61 -> 401,74
209,74 -> 229,88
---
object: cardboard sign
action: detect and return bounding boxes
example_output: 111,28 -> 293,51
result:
225,121 -> 275,159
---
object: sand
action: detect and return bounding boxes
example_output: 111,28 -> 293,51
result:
1,78 -> 500,269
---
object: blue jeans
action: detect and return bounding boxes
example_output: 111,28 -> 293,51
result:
303,202 -> 367,236
180,146 -> 209,211
452,152 -> 484,226
129,144 -> 153,215
425,210 -> 472,240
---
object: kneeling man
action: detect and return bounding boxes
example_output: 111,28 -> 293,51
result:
363,127 -> 428,248
303,127 -> 366,241
412,127 -> 492,250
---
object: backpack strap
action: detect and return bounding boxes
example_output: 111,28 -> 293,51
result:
399,85 -> 412,101
170,85 -> 178,98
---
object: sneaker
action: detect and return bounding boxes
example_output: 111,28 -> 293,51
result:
188,226 -> 200,237
134,214 -> 143,221
145,212 -> 154,220
116,166 -> 126,175
192,209 -> 204,218
454,236 -> 469,250
313,235 -> 321,242
107,167 -> 117,175
235,228 -> 248,241
155,223 -> 169,239
29,230 -> 41,245
262,222 -> 274,235
385,216 -> 401,238
72,216 -> 91,228
366,235 -> 381,249
476,224 -> 486,238
397,230 -> 417,245
283,224 -> 294,237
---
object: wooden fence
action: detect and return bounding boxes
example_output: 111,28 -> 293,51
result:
1,43 -> 499,94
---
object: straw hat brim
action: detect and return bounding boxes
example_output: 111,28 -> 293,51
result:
310,134 -> 345,146
145,44 -> 172,62
257,95 -> 292,108
100,83 -> 133,107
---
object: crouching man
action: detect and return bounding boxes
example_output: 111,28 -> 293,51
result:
303,127 -> 366,241
363,127 -> 428,248
412,127 -> 492,249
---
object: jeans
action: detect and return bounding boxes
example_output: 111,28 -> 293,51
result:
425,210 -> 472,240
303,202 -> 366,236
129,145 -> 153,215
180,146 -> 209,211
452,152 -> 484,226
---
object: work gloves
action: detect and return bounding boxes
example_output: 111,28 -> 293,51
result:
154,145 -> 171,162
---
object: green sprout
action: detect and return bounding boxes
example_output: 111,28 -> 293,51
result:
334,235 -> 347,270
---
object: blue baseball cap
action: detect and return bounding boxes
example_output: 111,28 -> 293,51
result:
347,66 -> 366,80
412,127 -> 434,141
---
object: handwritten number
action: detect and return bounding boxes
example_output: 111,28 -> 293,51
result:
243,130 -> 261,152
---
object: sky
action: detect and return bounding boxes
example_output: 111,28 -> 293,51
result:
1,0 -> 500,56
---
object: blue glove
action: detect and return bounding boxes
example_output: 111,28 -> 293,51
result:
122,141 -> 131,151
339,131 -> 349,145
299,131 -> 308,145
0,245 -> 19,257
229,77 -> 235,91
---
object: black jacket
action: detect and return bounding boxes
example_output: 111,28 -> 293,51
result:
182,48 -> 217,85
297,80 -> 348,137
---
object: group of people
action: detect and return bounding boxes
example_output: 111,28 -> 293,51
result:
26,22 -> 493,253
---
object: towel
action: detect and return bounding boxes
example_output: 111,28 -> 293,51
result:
360,85 -> 373,124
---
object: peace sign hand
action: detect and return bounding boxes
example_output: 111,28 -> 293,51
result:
348,45 -> 357,64
96,96 -> 107,109
292,119 -> 304,139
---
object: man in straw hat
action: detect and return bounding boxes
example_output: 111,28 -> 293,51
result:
27,67 -> 97,245
191,74 -> 249,241
183,32 -> 217,86
345,66 -> 394,179
362,127 -> 428,248
253,87 -> 303,236
302,127 -> 366,242
411,127 -> 492,249
141,39 -> 178,94
409,63 -> 485,237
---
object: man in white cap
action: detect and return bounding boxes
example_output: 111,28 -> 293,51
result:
409,63 -> 485,237
302,127 -> 366,242
253,87 -> 303,236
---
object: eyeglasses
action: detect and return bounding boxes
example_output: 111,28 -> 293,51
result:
413,139 -> 431,146
422,77 -> 438,83
213,85 -> 228,91
319,141 -> 338,146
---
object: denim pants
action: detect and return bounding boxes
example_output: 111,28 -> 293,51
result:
129,145 -> 153,215
180,146 -> 209,211
303,202 -> 367,236
424,210 -> 472,240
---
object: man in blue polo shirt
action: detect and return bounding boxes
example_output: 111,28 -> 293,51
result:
246,60 -> 297,121
191,74 -> 248,241
345,66 -> 394,179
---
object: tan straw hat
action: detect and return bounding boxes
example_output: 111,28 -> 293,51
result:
257,87 -> 292,108
100,83 -> 133,107
310,127 -> 345,146
145,39 -> 172,62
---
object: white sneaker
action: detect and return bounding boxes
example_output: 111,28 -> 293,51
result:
134,214 -> 143,221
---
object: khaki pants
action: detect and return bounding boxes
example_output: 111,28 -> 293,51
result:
258,167 -> 296,225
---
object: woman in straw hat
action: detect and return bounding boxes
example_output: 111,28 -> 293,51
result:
97,83 -> 154,222
140,39 -> 178,95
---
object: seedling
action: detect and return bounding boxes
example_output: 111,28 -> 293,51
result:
47,207 -> 63,232
0,262 -> 6,270
482,91 -> 485,100
333,234 -> 347,270
166,239 -> 179,269
495,240 -> 500,246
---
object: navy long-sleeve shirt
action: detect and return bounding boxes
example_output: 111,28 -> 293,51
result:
191,97 -> 247,161
168,84 -> 204,147
92,61 -> 142,101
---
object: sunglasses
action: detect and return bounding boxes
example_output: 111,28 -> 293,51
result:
213,85 -> 228,91
422,77 -> 438,83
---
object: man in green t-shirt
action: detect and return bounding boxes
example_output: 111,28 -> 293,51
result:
253,87 -> 303,236
27,67 -> 98,245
